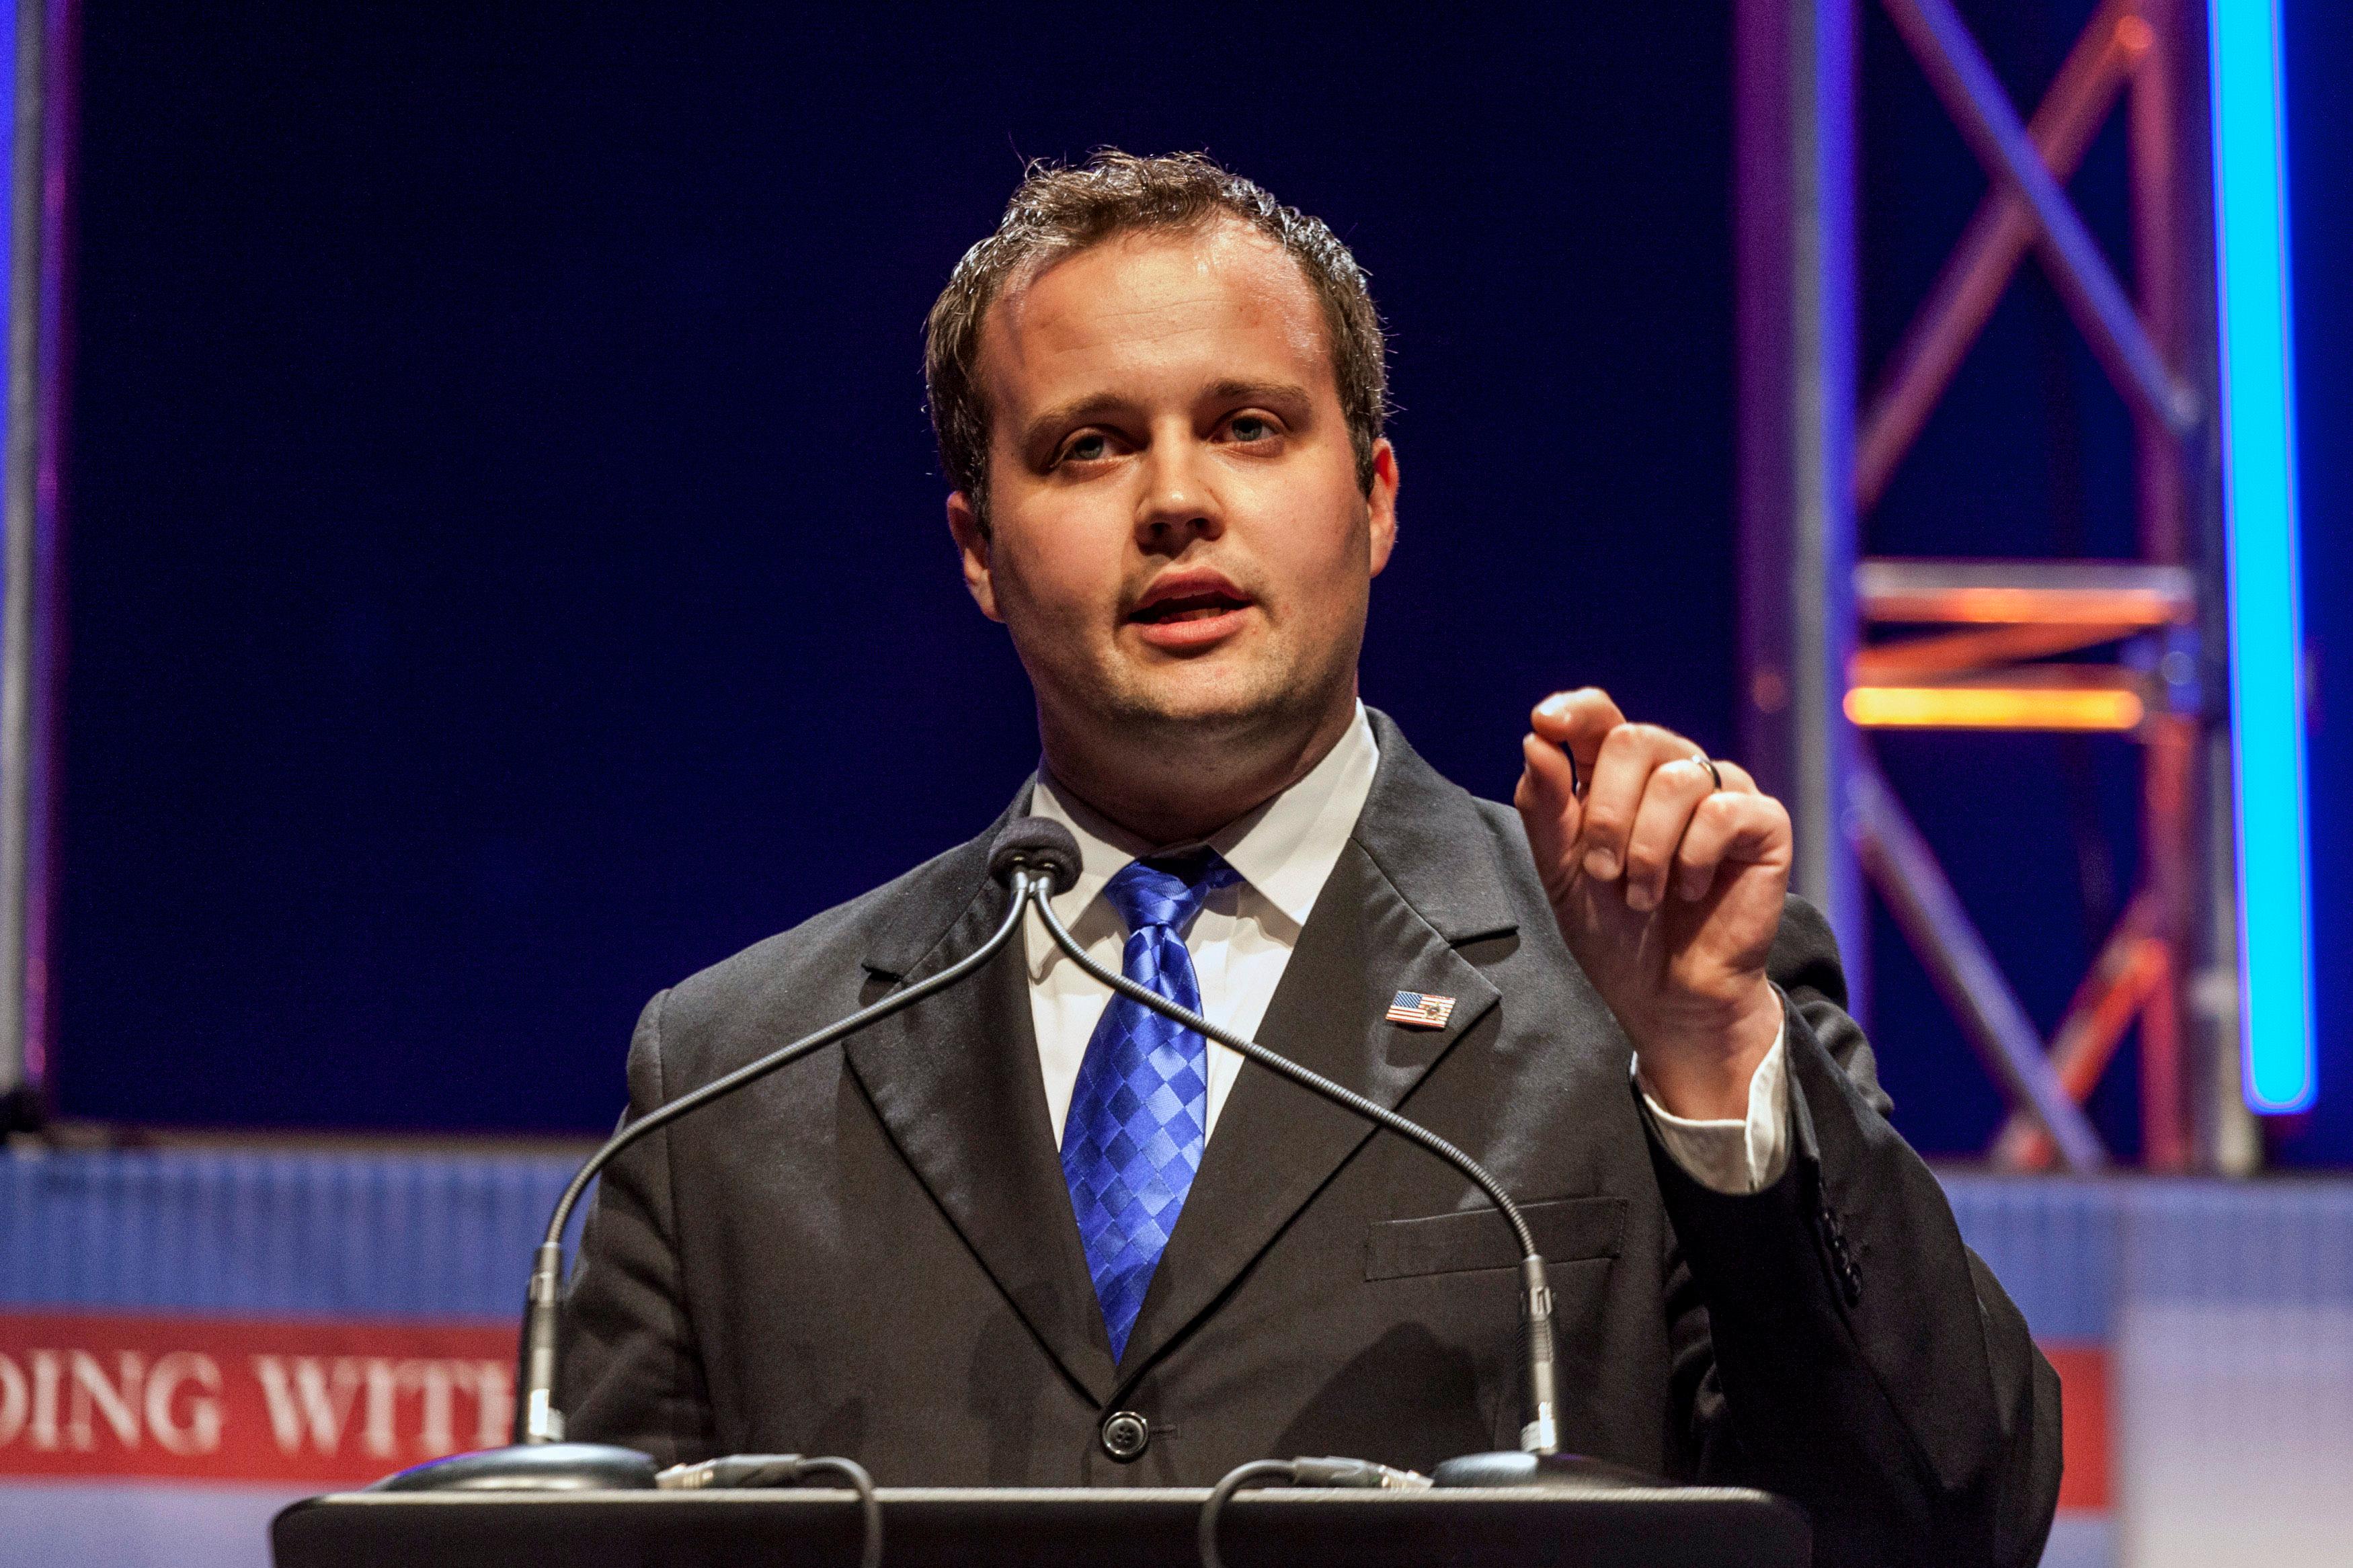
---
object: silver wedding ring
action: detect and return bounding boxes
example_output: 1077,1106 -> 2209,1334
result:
1560,743 -> 1721,795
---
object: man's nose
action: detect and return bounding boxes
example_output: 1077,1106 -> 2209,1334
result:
1132,436 -> 1224,550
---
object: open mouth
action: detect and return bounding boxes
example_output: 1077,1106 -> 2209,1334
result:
1129,567 -> 1255,626
1130,589 -> 1251,624
1126,572 -> 1254,649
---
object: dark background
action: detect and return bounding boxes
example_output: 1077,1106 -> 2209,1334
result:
55,3 -> 2350,1163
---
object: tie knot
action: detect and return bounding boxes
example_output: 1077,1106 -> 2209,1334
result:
1101,851 -> 1238,937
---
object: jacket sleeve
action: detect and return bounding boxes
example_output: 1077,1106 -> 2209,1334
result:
1646,896 -> 2062,1568
553,988 -> 721,1464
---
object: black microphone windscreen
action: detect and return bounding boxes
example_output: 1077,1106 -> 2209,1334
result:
989,817 -> 1083,895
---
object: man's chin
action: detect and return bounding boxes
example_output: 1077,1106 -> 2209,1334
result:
1096,669 -> 1327,741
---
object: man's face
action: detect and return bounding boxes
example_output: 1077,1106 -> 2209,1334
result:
949,220 -> 1397,763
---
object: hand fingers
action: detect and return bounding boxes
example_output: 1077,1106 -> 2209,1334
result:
1671,791 -> 1792,901
1522,688 -> 1773,910
1574,723 -> 1704,884
1619,756 -> 1720,911
1529,688 -> 1626,779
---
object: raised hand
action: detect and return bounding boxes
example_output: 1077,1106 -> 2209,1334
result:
1513,688 -> 1790,1121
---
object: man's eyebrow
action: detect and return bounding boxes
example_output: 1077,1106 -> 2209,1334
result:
1020,393 -> 1131,454
1207,378 -> 1314,408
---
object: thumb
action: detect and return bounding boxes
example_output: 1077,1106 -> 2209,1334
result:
1515,732 -> 1585,865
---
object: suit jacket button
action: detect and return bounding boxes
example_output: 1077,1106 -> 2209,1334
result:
1100,1411 -> 1150,1462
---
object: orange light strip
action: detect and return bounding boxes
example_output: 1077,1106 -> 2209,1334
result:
1844,685 -> 2145,731
1860,586 -> 2186,626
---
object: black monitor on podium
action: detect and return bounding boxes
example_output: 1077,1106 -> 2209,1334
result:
272,1483 -> 1810,1568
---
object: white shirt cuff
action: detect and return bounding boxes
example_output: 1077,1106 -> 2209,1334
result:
1634,1018 -> 1790,1195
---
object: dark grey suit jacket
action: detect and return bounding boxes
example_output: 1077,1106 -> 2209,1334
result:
561,712 -> 2061,1567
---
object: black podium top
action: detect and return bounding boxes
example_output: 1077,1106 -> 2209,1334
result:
273,1484 -> 1810,1568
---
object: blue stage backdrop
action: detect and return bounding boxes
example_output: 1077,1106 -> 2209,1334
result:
56,3 -> 2349,1162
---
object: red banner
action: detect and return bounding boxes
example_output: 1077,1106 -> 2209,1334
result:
0,1311 -> 516,1485
1,1310 -> 2112,1505
2043,1341 -> 2109,1512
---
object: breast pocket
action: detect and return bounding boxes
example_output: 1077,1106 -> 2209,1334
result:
1363,1196 -> 1628,1281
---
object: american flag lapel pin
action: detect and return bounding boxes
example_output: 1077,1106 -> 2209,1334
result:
1384,990 -> 1456,1029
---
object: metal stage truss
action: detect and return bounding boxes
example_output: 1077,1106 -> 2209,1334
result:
1737,0 -> 2262,1172
0,0 -> 73,1135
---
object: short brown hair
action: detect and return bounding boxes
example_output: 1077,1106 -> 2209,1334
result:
924,151 -> 1387,518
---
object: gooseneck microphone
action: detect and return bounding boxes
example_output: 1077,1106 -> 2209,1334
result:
1008,818 -> 1568,1470
510,820 -> 1080,1446
376,817 -> 1080,1493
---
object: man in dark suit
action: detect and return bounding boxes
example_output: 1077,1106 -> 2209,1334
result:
561,151 -> 2061,1567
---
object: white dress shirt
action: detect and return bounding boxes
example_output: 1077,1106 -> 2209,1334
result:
1023,704 -> 1790,1195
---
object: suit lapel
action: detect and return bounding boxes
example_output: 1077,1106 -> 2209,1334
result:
844,797 -> 1121,1407
1111,715 -> 1519,1385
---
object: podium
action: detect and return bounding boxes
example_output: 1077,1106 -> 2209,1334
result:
272,1483 -> 1810,1567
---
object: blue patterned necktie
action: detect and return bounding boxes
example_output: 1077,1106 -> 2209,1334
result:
1060,850 -> 1240,1361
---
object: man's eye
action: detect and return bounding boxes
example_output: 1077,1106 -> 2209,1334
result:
1229,414 -> 1275,442
1061,433 -> 1110,463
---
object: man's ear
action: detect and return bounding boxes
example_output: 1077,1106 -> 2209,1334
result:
1365,438 -> 1400,578
945,491 -> 1004,622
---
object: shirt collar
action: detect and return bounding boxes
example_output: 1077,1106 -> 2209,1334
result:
1028,702 -> 1380,931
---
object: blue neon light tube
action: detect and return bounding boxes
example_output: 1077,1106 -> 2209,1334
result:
2210,0 -> 2313,1114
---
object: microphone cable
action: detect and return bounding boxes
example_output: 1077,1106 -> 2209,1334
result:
656,1452 -> 880,1568
1198,1456 -> 1429,1568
